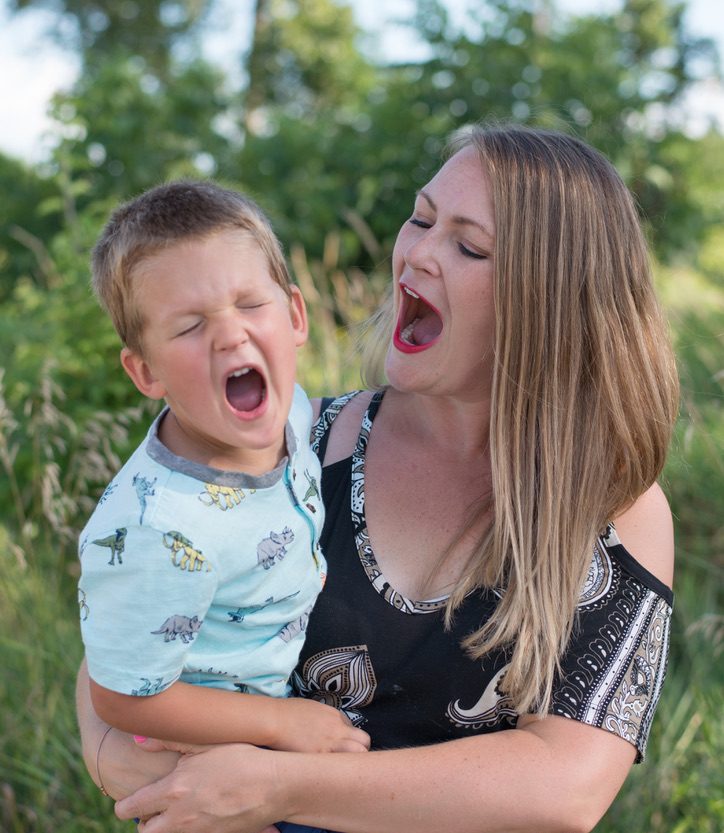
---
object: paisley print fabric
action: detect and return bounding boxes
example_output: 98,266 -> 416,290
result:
295,392 -> 673,761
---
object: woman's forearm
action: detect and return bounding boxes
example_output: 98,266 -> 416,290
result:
115,714 -> 634,833
76,659 -> 181,800
279,717 -> 634,833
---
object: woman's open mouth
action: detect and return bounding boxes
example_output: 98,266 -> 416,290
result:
225,367 -> 267,417
393,284 -> 443,353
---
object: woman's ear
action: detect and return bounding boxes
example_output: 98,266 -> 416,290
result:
120,347 -> 166,400
289,286 -> 309,348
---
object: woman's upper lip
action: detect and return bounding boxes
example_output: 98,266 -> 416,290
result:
399,282 -> 442,316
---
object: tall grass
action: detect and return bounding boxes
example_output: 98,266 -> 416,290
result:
0,253 -> 721,831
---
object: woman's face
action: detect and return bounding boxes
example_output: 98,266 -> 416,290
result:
386,145 -> 497,402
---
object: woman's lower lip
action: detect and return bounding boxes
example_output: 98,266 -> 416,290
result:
392,329 -> 440,353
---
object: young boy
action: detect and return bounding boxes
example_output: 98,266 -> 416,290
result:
78,182 -> 368,826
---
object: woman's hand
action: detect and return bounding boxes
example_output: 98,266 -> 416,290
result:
115,742 -> 286,833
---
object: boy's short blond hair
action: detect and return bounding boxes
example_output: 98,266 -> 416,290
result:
92,180 -> 293,355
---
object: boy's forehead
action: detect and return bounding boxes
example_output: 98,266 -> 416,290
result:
131,231 -> 285,301
132,229 -> 269,277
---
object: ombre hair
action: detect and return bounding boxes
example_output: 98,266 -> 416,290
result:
361,124 -> 679,714
92,180 -> 293,356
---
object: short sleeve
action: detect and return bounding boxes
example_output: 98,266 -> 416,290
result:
79,521 -> 218,696
549,526 -> 673,762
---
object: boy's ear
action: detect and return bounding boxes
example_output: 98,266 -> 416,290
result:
289,286 -> 308,348
120,347 -> 166,400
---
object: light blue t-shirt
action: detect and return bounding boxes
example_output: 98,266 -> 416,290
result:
79,384 -> 325,698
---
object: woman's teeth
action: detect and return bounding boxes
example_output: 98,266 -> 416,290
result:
400,319 -> 421,344
230,368 -> 251,378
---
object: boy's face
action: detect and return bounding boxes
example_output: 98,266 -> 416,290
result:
121,229 -> 308,474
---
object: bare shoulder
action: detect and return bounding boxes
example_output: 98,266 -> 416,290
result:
311,390 -> 376,466
614,482 -> 674,588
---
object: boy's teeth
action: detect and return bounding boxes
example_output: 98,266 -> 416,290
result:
230,368 -> 251,378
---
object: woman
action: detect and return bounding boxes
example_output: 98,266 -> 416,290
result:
77,123 -> 678,832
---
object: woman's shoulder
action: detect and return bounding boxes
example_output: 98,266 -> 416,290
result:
611,482 -> 674,590
310,390 -> 378,466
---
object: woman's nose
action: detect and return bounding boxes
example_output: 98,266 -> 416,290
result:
403,231 -> 440,276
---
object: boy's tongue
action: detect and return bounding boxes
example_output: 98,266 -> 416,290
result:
226,370 -> 264,412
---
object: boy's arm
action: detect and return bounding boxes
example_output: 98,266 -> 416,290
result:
77,660 -> 180,800
90,676 -> 370,753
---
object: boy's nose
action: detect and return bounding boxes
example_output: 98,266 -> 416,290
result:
213,313 -> 249,351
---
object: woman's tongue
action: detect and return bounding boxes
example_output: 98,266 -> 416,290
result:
226,369 -> 264,412
403,310 -> 442,346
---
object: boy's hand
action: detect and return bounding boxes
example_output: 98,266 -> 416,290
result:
269,697 -> 370,753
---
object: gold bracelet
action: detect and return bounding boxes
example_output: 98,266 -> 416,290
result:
96,725 -> 113,797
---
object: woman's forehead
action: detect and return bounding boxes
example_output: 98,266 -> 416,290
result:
421,146 -> 495,230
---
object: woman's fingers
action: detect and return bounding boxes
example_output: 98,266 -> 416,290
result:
115,777 -> 169,823
134,735 -> 208,755
115,743 -> 286,833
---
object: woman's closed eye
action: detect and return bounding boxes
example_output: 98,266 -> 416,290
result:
409,216 -> 432,229
457,242 -> 487,260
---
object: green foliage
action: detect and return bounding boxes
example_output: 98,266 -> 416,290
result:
8,0 -> 213,78
49,52 -> 232,203
599,261 -> 724,832
0,153 -> 64,300
0,1 -> 722,828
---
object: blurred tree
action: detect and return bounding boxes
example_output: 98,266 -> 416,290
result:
229,0 -> 381,262
48,52 -> 233,202
0,154 -> 61,300
244,0 -> 375,123
2,0 -> 723,282
7,0 -> 213,78
233,0 -> 724,265
390,0 -> 723,257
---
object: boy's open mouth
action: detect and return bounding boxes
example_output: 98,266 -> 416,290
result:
225,367 -> 266,413
395,284 -> 443,350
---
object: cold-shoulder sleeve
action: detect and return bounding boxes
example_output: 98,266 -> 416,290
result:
550,524 -> 673,762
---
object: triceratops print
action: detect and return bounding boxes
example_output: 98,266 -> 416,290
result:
256,527 -> 294,570
92,527 -> 127,565
151,614 -> 202,643
162,530 -> 211,572
278,605 -> 314,643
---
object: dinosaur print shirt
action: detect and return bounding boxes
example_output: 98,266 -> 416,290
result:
293,391 -> 673,762
79,384 -> 325,698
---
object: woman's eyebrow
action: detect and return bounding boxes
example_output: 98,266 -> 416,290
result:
417,189 -> 494,241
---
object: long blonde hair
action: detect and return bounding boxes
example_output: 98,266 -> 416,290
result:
361,124 -> 679,714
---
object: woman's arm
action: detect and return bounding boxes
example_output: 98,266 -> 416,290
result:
114,716 -> 635,833
112,484 -> 672,833
614,481 -> 674,588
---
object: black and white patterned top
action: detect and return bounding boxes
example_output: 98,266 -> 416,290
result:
295,391 -> 673,761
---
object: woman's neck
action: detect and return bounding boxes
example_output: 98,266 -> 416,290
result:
381,387 -> 492,460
